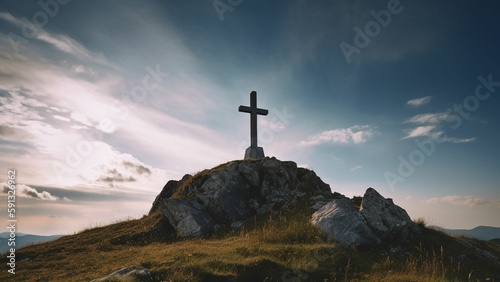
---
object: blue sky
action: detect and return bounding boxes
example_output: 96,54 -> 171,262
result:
0,0 -> 499,235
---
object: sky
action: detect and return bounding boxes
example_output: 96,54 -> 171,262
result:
0,0 -> 499,235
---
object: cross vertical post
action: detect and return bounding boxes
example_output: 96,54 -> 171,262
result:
239,91 -> 269,159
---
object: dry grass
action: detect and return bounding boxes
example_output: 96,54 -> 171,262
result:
414,217 -> 428,228
1,202 -> 499,281
367,245 -> 462,281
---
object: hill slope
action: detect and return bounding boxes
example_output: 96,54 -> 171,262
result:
1,200 -> 499,281
1,159 -> 499,281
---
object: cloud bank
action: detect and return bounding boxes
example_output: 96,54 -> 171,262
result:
301,125 -> 377,146
1,183 -> 67,201
402,112 -> 476,143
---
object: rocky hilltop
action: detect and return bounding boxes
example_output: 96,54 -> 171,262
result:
149,157 -> 419,247
149,157 -> 331,236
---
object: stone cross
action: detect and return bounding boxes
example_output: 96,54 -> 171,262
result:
239,91 -> 268,159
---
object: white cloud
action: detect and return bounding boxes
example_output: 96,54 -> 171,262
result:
85,144 -> 167,190
70,112 -> 93,127
0,35 -> 228,192
444,137 -> 476,144
53,115 -> 71,122
37,33 -> 92,59
112,106 -> 234,171
300,125 -> 376,146
72,65 -> 86,73
403,112 -> 475,143
0,86 -> 168,190
21,120 -> 63,136
350,165 -> 362,171
402,126 -> 476,144
0,12 -> 110,66
70,124 -> 88,130
426,195 -> 500,208
1,183 -> 62,201
260,119 -> 286,132
0,11 -> 31,28
406,112 -> 449,124
0,90 -> 66,147
49,106 -> 70,113
402,112 -> 476,143
0,89 -> 46,124
71,65 -> 95,75
407,96 -> 432,107
402,125 -> 438,139
46,140 -> 169,191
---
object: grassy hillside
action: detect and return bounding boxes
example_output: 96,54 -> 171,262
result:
1,200 -> 499,281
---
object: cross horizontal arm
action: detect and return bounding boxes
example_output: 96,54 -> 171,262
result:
257,108 -> 269,115
238,106 -> 251,113
238,106 -> 269,115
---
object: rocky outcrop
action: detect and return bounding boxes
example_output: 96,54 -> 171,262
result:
150,157 -> 331,238
150,157 -> 418,247
311,188 -> 420,247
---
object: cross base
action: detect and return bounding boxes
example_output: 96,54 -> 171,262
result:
244,146 -> 265,160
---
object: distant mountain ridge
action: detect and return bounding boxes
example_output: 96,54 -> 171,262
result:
436,226 -> 500,241
0,232 -> 63,254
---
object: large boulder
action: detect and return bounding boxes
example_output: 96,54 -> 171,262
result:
360,188 -> 420,241
156,199 -> 214,237
311,197 -> 380,247
311,188 -> 419,246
